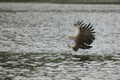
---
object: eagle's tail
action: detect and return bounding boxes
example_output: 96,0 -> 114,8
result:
72,44 -> 92,52
79,45 -> 92,49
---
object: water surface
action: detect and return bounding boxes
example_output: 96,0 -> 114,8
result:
0,3 -> 120,80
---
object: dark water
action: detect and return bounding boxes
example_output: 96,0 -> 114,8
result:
0,52 -> 120,80
0,3 -> 120,80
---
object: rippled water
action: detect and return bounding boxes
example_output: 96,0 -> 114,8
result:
0,3 -> 120,80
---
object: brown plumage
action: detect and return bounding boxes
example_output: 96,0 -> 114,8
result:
66,20 -> 95,52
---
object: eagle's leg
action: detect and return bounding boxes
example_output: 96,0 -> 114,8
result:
68,44 -> 77,59
67,44 -> 73,48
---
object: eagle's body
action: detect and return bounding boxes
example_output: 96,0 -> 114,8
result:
66,20 -> 95,52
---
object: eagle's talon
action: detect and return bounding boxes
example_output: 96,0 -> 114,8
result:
67,44 -> 73,48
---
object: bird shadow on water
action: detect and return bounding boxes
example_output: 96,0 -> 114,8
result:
72,54 -> 114,61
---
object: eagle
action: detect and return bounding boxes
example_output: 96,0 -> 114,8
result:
65,20 -> 95,52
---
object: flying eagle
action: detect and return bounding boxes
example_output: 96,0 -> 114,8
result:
65,20 -> 95,52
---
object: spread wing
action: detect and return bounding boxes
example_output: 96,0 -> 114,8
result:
74,21 -> 95,45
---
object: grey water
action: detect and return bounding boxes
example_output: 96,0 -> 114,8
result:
0,3 -> 120,80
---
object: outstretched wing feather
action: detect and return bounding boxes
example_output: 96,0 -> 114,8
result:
77,21 -> 95,45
